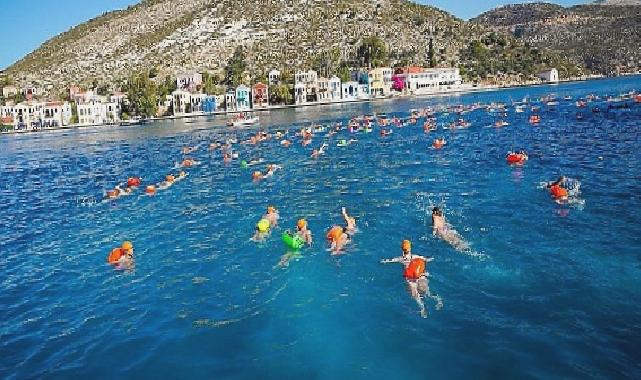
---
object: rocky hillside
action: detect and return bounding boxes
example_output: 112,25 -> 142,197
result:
472,2 -> 641,74
6,0 -> 581,94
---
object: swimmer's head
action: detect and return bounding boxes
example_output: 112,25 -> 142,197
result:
179,171 -> 186,177
402,240 -> 411,253
267,206 -> 276,214
166,175 -> 175,183
145,185 -> 156,194
122,241 -> 133,252
297,219 -> 307,230
252,171 -> 262,179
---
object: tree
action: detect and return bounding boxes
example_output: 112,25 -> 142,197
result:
270,84 -> 292,105
428,38 -> 437,68
158,75 -> 177,97
337,61 -> 351,83
123,71 -> 158,118
357,36 -> 388,69
225,46 -> 247,86
70,102 -> 79,124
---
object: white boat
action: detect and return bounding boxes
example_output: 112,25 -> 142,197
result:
227,114 -> 259,127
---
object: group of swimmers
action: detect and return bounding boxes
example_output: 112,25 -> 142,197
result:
102,91 -> 601,317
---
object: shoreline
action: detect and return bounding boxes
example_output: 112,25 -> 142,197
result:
2,74 -> 637,136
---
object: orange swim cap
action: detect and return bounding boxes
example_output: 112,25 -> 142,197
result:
122,241 -> 133,250
297,219 -> 307,229
145,185 -> 156,194
253,171 -> 261,179
107,189 -> 119,198
166,175 -> 175,183
402,240 -> 411,251
182,159 -> 192,167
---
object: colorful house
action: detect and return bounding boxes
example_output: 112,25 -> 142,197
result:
252,83 -> 269,108
202,95 -> 217,113
369,67 -> 393,97
236,85 -> 251,111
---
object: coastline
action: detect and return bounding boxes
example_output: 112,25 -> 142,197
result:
2,74 -> 637,136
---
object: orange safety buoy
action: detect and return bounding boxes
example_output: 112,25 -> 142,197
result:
127,177 -> 141,187
550,185 -> 568,198
403,258 -> 426,280
107,248 -> 126,264
326,226 -> 343,242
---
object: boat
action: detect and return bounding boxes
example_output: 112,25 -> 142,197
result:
227,113 -> 259,127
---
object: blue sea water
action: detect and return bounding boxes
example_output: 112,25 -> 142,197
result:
1,77 -> 641,380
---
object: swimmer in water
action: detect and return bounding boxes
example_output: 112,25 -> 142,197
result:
107,241 -> 135,270
252,219 -> 271,242
547,176 -> 569,203
381,240 -> 442,317
327,226 -> 349,254
264,206 -> 279,228
158,174 -> 176,190
311,143 -> 328,158
296,219 -> 313,246
431,207 -> 470,252
264,164 -> 282,178
342,207 -> 356,235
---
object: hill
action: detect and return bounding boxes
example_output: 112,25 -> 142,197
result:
472,2 -> 641,74
6,0 -> 582,95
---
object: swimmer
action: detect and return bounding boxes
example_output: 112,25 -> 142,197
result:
104,187 -> 121,200
107,241 -> 135,270
380,129 -> 393,137
180,158 -> 198,168
182,146 -> 198,154
246,158 -> 264,167
381,240 -> 441,317
432,138 -> 446,149
296,219 -> 313,246
264,206 -> 279,228
127,177 -> 142,188
252,218 -> 271,242
158,174 -> 176,190
264,164 -> 282,178
177,171 -> 187,180
342,207 -> 356,235
431,207 -> 470,252
280,139 -> 291,147
252,171 -> 264,181
547,176 -> 569,203
311,143 -> 328,158
327,226 -> 349,254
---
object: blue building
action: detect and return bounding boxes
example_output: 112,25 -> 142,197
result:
202,95 -> 217,113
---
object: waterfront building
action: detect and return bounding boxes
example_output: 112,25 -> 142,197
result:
342,81 -> 360,101
252,83 -> 269,108
77,100 -> 116,125
236,85 -> 251,111
43,101 -> 72,128
394,68 -> 462,95
190,93 -> 206,113
295,70 -> 318,103
369,67 -> 393,97
225,89 -> 237,111
172,89 -> 192,115
268,70 -> 281,85
537,68 -> 559,83
294,82 -> 307,105
202,95 -> 217,113
317,78 -> 330,103
328,76 -> 342,101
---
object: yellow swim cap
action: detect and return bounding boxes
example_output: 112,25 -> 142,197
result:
402,240 -> 411,251
297,219 -> 307,229
257,219 -> 270,233
122,241 -> 133,250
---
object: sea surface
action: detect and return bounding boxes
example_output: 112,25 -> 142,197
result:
1,76 -> 641,379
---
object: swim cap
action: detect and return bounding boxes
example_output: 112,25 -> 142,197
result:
166,175 -> 175,182
297,219 -> 307,229
145,185 -> 156,194
253,171 -> 261,179
179,171 -> 186,177
402,240 -> 411,251
257,219 -> 270,233
267,206 -> 276,214
122,241 -> 133,250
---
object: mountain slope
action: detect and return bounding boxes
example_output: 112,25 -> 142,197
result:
6,0 -> 581,93
472,3 -> 641,74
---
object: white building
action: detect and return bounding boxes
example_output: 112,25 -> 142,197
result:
317,78 -> 330,103
341,81 -> 360,101
294,82 -> 307,105
328,76 -> 342,101
176,72 -> 203,91
268,69 -> 281,85
2,86 -> 18,98
77,100 -> 119,125
402,68 -> 463,95
172,89 -> 192,115
537,68 -> 559,83
43,101 -> 72,128
295,70 -> 318,103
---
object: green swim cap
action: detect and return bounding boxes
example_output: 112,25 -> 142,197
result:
257,219 -> 270,233
241,160 -> 247,168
